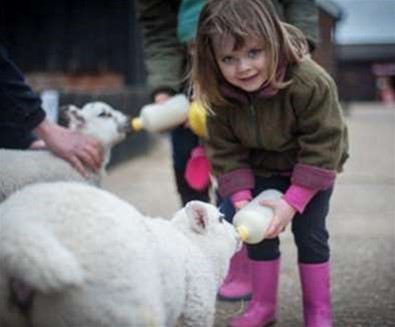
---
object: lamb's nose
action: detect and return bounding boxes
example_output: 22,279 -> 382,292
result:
119,117 -> 133,133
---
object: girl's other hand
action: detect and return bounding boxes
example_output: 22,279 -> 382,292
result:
234,200 -> 250,210
260,198 -> 296,239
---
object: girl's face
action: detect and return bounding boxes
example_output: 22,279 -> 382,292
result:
213,35 -> 268,92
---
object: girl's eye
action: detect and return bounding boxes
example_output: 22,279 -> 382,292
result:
222,56 -> 234,64
248,48 -> 262,58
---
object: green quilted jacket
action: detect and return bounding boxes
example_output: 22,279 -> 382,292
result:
205,58 -> 349,196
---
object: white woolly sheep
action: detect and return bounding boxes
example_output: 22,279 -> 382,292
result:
0,182 -> 240,327
0,102 -> 129,202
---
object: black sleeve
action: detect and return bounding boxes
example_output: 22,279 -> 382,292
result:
0,44 -> 45,130
0,123 -> 37,149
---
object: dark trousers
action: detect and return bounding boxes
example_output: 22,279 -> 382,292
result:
171,125 -> 209,206
219,176 -> 333,264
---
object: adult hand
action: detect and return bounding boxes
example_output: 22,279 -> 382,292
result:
260,198 -> 296,239
34,119 -> 103,177
29,139 -> 47,150
154,92 -> 171,104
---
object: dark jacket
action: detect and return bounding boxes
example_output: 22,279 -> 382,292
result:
0,44 -> 45,149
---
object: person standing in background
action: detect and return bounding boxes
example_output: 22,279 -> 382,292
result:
135,0 -> 210,208
135,0 -> 320,302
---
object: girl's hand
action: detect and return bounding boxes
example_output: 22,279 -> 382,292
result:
260,198 -> 296,239
234,200 -> 250,210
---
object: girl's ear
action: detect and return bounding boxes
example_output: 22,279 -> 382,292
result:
185,201 -> 209,233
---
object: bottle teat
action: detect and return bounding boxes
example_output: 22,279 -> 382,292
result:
236,225 -> 249,242
131,117 -> 143,131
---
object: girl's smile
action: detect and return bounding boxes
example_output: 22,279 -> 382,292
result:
213,35 -> 268,92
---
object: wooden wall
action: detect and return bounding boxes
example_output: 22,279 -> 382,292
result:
0,0 -> 145,87
1,1 -> 349,99
314,9 -> 338,77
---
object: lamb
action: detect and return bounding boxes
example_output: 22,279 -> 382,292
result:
0,182 -> 240,327
0,102 -> 129,202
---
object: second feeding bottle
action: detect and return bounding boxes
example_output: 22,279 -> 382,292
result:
233,189 -> 283,244
131,94 -> 189,133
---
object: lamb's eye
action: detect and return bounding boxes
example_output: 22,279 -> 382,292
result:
98,111 -> 111,118
218,213 -> 225,223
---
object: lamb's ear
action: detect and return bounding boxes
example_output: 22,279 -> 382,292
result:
58,105 -> 73,127
69,109 -> 86,130
59,105 -> 83,128
185,201 -> 209,233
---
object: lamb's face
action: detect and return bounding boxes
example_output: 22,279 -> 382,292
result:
172,201 -> 241,285
63,102 -> 130,148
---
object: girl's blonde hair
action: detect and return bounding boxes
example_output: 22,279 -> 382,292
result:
192,0 -> 308,112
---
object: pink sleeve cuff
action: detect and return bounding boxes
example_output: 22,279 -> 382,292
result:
218,168 -> 255,198
283,184 -> 318,214
292,163 -> 336,190
230,190 -> 252,207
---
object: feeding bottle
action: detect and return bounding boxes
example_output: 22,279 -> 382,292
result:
131,94 -> 189,133
233,189 -> 283,244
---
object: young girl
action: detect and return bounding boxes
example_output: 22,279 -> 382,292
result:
192,0 -> 348,326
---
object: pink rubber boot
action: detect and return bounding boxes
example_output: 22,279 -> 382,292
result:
229,259 -> 280,327
218,245 -> 252,301
299,262 -> 333,327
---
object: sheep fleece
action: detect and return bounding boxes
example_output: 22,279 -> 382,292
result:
0,182 -> 239,327
0,149 -> 99,202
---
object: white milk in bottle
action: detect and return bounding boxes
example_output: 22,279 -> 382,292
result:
233,189 -> 283,244
131,94 -> 189,132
